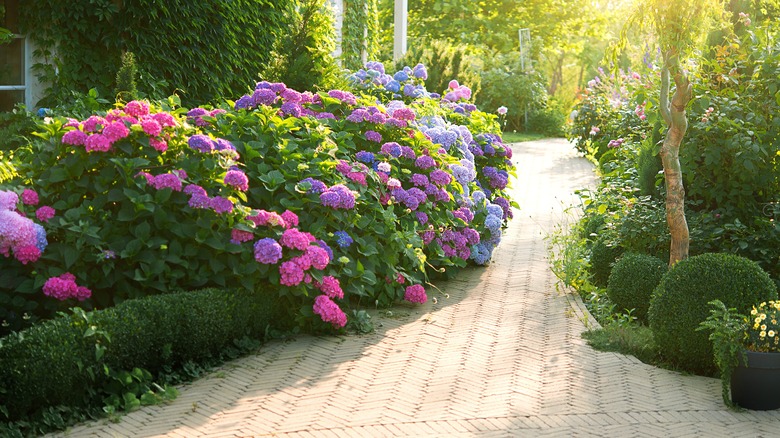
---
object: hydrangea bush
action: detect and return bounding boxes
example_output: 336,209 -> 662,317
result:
1,61 -> 516,334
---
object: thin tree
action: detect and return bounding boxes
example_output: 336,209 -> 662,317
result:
612,0 -> 727,265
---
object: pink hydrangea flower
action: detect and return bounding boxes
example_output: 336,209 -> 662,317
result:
36,206 -> 56,222
14,245 -> 40,264
150,173 -> 183,191
62,130 -> 88,146
42,273 -> 91,301
224,170 -> 249,191
149,137 -> 168,152
313,294 -> 347,328
316,276 -> 343,299
21,189 -> 39,206
85,134 -> 112,152
230,229 -> 254,244
280,228 -> 315,250
280,210 -> 299,228
151,112 -> 177,127
125,100 -> 150,118
279,259 -> 305,286
83,116 -> 107,133
404,284 -> 427,304
306,245 -> 330,270
141,118 -> 163,136
102,121 -> 130,142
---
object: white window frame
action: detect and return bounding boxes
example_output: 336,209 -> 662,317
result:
0,33 -> 33,108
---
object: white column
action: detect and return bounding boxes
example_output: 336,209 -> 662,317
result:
328,0 -> 345,59
393,0 -> 407,61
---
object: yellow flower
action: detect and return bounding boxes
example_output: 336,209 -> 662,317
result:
761,313 -> 767,321
769,331 -> 776,337
751,308 -> 758,315
760,331 -> 767,338
761,324 -> 768,331
755,317 -> 762,324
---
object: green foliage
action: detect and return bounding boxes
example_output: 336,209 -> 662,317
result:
342,0 -> 380,70
607,252 -> 667,323
20,0 -> 291,106
0,105 -> 37,151
697,299 -> 748,408
648,253 -> 777,374
635,138 -> 662,197
393,38 -> 482,98
589,236 -> 625,289
263,0 -> 344,92
683,24 -> 780,222
476,52 -> 559,134
114,52 -> 139,103
0,287 -> 281,432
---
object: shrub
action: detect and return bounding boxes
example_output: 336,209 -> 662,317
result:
475,52 -> 555,133
0,287 -> 281,422
589,236 -> 625,288
648,253 -> 778,374
607,252 -> 667,322
3,60 -> 516,334
262,0 -> 344,92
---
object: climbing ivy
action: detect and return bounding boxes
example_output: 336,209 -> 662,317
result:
20,0 -> 291,106
342,0 -> 380,70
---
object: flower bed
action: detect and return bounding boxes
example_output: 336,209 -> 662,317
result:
1,61 -> 516,334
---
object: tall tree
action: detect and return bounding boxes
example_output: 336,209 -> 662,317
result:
615,0 -> 727,265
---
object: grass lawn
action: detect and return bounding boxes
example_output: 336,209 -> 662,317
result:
501,131 -> 550,143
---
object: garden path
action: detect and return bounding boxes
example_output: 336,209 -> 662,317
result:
51,139 -> 780,438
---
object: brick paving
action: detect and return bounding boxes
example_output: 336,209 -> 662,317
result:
50,139 -> 780,437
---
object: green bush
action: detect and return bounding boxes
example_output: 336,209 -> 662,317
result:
0,287 -> 282,422
648,253 -> 778,374
263,0 -> 344,92
607,252 -> 667,322
589,236 -> 625,288
475,52 -> 555,133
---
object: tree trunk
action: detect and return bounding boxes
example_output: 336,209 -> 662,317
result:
658,57 -> 692,265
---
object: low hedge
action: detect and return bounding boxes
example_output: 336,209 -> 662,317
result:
0,286 -> 283,425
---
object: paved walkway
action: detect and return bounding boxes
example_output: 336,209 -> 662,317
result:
52,139 -> 780,437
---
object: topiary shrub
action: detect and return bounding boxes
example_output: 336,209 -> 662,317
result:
607,252 -> 667,323
648,253 -> 778,374
589,236 -> 625,288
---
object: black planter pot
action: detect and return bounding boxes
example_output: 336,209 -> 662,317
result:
731,350 -> 780,410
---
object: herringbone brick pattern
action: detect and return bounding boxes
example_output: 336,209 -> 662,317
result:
49,139 -> 780,438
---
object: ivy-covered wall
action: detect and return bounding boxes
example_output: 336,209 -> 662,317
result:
342,0 -> 380,70
20,0 -> 291,106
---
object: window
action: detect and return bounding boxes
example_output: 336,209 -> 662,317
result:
0,0 -> 27,112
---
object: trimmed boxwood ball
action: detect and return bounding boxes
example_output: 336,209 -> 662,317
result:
607,252 -> 667,323
648,253 -> 778,374
589,236 -> 625,288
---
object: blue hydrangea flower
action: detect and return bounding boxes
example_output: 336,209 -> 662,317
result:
394,70 -> 409,82
487,204 -> 504,219
471,243 -> 492,265
33,223 -> 47,253
485,215 -> 502,235
356,151 -> 375,163
334,231 -> 353,248
385,80 -> 401,93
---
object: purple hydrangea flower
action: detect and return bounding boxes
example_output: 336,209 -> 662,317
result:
255,238 -> 283,264
189,134 -> 215,153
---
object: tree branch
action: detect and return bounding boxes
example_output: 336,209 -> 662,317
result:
660,64 -> 672,126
